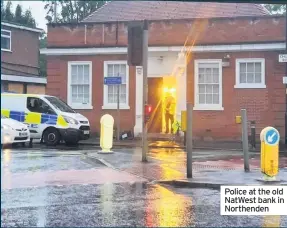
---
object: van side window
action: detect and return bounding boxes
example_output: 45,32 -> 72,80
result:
27,97 -> 56,115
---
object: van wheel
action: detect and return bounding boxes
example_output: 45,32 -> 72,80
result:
43,128 -> 60,146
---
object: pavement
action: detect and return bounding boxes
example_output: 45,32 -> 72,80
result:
86,147 -> 287,188
78,135 -> 287,153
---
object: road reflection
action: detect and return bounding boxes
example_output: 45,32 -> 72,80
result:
100,182 -> 115,223
262,215 -> 281,227
2,148 -> 12,189
145,185 -> 193,227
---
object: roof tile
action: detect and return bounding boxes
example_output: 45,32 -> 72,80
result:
82,1 -> 270,23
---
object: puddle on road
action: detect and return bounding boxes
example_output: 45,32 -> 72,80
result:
1,148 -> 96,175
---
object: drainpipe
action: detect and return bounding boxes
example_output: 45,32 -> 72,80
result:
285,5 -> 287,146
53,2 -> 57,23
102,24 -> 105,44
84,25 -> 87,44
116,22 -> 119,45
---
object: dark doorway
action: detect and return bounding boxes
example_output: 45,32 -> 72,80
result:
147,77 -> 163,133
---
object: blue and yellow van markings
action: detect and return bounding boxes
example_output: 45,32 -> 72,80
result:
1,109 -> 68,127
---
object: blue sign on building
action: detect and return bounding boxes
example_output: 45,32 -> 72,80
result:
104,77 -> 122,85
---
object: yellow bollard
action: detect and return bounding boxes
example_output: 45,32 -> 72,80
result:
181,111 -> 187,132
98,114 -> 114,154
260,126 -> 280,181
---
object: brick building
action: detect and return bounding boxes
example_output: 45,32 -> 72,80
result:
41,1 -> 286,142
1,21 -> 46,94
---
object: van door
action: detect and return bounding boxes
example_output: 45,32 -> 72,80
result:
25,96 -> 57,139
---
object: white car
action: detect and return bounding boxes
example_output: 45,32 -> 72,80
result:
1,115 -> 30,145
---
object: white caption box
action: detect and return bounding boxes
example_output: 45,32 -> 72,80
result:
221,186 -> 287,215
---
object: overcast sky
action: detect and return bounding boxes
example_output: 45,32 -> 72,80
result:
10,1 -> 47,31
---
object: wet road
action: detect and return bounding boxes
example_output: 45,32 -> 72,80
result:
2,182 -> 287,227
1,148 -> 287,227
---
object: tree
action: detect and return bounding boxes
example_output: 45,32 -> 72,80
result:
1,1 -> 37,28
4,1 -> 14,22
44,1 -> 107,23
14,4 -> 23,24
1,1 -> 6,20
264,4 -> 286,15
22,8 -> 36,28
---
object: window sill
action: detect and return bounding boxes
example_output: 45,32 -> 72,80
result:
70,104 -> 93,110
234,84 -> 266,89
193,106 -> 224,111
1,49 -> 12,52
102,104 -> 130,110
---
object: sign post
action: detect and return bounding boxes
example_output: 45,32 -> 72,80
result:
142,21 -> 148,162
186,103 -> 193,178
104,76 -> 122,141
260,126 -> 280,181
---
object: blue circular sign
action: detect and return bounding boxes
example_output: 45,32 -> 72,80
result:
264,128 -> 280,146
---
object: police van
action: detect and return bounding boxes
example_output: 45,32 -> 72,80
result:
1,93 -> 90,146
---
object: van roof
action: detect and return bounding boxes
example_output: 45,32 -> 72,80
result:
1,93 -> 54,98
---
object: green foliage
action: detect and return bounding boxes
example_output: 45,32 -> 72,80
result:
4,1 -> 14,22
1,1 -> 36,27
14,4 -> 23,24
264,4 -> 286,15
43,0 -> 107,23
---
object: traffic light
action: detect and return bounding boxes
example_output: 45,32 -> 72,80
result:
128,23 -> 143,66
144,104 -> 152,123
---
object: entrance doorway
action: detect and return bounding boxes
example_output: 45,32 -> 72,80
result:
147,76 -> 177,134
147,78 -> 163,133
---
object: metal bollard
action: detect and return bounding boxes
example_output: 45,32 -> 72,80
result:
250,120 -> 256,149
183,131 -> 186,146
241,109 -> 250,172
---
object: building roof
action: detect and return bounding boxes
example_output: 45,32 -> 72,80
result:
1,21 -> 44,33
82,1 -> 270,23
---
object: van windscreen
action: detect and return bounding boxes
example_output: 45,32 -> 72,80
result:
45,96 -> 75,113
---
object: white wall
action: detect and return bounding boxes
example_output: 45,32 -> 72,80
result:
134,52 -> 187,136
148,52 -> 178,77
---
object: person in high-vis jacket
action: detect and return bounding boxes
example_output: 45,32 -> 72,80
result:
164,92 -> 176,134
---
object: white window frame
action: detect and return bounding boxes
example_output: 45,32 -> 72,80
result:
194,59 -> 224,111
1,29 -> 11,52
67,61 -> 93,110
102,60 -> 130,110
235,58 -> 266,89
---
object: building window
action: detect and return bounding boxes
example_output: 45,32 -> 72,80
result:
235,58 -> 266,88
67,61 -> 92,109
194,60 -> 223,110
103,61 -> 130,109
1,29 -> 11,51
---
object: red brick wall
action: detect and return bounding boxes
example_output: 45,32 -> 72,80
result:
47,16 -> 285,48
187,51 -> 286,142
46,16 -> 286,142
46,55 -> 136,134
